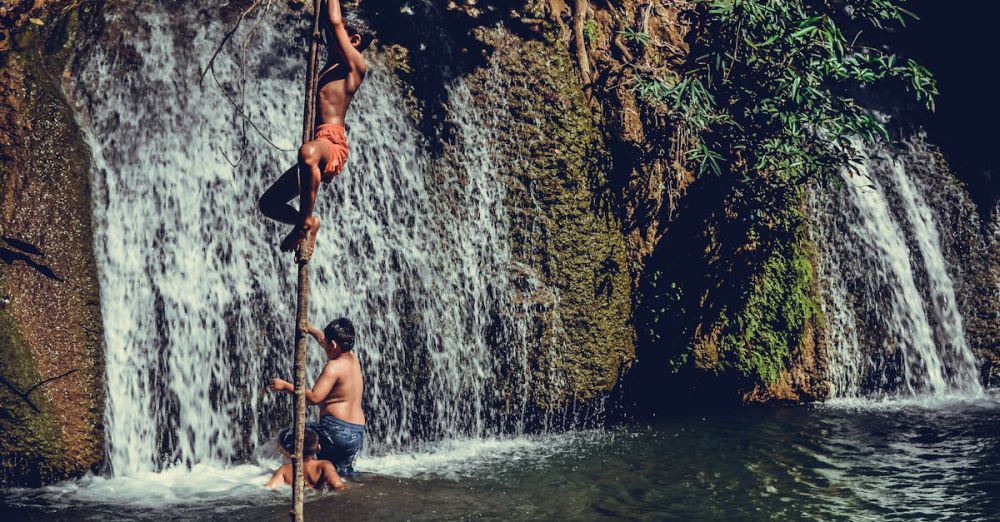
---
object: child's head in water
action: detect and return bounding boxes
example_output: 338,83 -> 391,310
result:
266,427 -> 347,490
278,427 -> 321,459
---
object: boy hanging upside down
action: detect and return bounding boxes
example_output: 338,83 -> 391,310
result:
258,0 -> 373,254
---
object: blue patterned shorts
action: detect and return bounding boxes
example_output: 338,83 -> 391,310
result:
306,415 -> 365,476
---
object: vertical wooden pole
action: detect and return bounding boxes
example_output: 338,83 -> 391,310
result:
291,1 -> 323,521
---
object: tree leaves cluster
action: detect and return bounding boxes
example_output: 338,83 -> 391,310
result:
632,0 -> 937,186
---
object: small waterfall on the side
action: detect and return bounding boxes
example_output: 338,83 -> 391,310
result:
71,3 -> 545,476
812,138 -> 983,398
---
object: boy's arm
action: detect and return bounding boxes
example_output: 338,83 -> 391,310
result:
270,363 -> 336,403
304,362 -> 338,405
269,377 -> 293,394
326,0 -> 366,73
306,323 -> 333,351
321,461 -> 347,491
265,465 -> 291,489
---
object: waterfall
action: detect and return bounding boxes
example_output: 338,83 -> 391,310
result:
811,138 -> 983,398
71,3 -> 540,476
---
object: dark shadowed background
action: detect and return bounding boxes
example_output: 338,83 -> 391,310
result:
899,0 -> 1000,216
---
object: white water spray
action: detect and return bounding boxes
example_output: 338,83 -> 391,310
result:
812,139 -> 982,398
72,3 -> 544,476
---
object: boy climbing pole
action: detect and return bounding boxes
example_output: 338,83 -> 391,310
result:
258,0 -> 373,254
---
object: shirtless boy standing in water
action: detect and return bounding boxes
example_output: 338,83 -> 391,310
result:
270,318 -> 366,475
258,0 -> 372,253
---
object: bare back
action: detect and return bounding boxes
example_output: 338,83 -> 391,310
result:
320,352 -> 365,425
316,64 -> 361,125
267,459 -> 344,491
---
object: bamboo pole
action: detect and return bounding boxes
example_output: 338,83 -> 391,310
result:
291,1 -> 323,521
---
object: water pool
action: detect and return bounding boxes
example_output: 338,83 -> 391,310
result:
5,393 -> 1000,520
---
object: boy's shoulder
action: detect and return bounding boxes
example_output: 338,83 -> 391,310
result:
324,354 -> 351,369
306,458 -> 337,473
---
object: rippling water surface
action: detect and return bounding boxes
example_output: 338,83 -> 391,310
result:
4,393 -> 999,520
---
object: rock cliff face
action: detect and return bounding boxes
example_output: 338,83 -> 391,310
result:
468,26 -> 634,407
906,141 -> 1000,385
630,174 -> 828,406
990,210 -> 1000,385
0,3 -> 105,486
542,0 -> 828,404
368,1 -> 638,409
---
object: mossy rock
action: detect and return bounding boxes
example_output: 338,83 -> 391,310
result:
635,175 -> 828,405
464,26 -> 635,409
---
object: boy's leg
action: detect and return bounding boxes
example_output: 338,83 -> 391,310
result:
280,140 -> 330,252
258,165 -> 300,225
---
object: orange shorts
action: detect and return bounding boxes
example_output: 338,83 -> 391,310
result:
315,123 -> 349,182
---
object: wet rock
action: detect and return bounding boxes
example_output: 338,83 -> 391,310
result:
464,26 -> 635,408
906,139 -> 1000,387
0,2 -> 105,487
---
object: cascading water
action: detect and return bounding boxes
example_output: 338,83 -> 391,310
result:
811,138 -> 983,399
71,2 -> 545,477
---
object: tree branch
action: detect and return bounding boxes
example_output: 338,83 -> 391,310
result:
0,368 -> 79,414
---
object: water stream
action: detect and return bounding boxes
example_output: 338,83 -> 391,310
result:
811,139 -> 983,398
7,393 -> 1000,520
71,2 -> 543,477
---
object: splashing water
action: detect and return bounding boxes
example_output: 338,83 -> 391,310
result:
71,2 -> 548,477
811,138 -> 982,398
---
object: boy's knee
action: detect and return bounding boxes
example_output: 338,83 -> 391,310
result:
257,193 -> 270,213
298,143 -> 322,166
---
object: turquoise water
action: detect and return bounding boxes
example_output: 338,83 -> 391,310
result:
4,393 -> 1000,520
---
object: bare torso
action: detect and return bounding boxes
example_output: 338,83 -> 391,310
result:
272,458 -> 344,491
316,30 -> 363,125
321,352 -> 365,425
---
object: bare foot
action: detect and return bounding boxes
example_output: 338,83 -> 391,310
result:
295,217 -> 320,263
281,216 -> 320,255
279,227 -> 303,253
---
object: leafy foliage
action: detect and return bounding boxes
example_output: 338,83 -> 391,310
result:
584,19 -> 599,44
633,0 -> 937,183
619,28 -> 651,47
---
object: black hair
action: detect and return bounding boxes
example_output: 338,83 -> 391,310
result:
319,3 -> 375,52
343,11 -> 375,52
323,317 -> 356,352
278,427 -> 320,457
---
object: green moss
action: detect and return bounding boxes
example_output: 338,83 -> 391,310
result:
717,213 -> 818,385
466,27 -> 635,408
0,280 -> 68,487
637,176 -> 824,401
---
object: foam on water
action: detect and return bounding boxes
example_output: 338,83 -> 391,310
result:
25,464 -> 274,508
822,391 -> 1000,412
358,430 -> 604,479
13,432 -> 605,508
